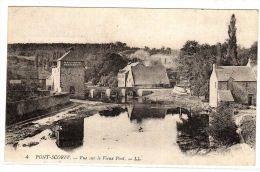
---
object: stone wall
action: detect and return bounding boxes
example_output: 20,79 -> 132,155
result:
60,66 -> 85,99
6,93 -> 70,125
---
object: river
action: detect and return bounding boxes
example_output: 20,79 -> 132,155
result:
5,103 -> 255,166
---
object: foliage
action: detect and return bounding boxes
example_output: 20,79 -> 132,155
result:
6,78 -> 46,102
179,40 -> 257,99
86,53 -> 128,86
179,41 -> 217,98
227,14 -> 238,65
8,42 -> 136,70
249,41 -> 258,62
240,116 -> 256,148
144,46 -> 173,55
208,103 -> 240,146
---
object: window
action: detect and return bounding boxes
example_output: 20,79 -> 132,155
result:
215,82 -> 216,88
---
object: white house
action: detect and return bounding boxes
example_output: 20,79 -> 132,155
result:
209,59 -> 257,107
118,62 -> 139,87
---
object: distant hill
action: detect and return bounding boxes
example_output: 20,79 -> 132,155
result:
8,43 -> 139,69
7,43 -> 180,86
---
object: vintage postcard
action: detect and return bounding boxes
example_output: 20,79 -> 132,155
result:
3,6 -> 259,167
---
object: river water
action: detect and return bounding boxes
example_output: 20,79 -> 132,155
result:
5,104 -> 255,165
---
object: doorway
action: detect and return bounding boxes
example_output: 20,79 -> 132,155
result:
70,86 -> 75,94
248,94 -> 253,105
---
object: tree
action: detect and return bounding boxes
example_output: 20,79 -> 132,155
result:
86,53 -> 128,86
227,14 -> 238,65
179,41 -> 216,99
208,103 -> 240,146
249,41 -> 258,62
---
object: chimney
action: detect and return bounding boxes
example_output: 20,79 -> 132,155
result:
213,64 -> 216,71
247,58 -> 251,68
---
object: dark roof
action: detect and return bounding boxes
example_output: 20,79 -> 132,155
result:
131,65 -> 170,85
216,66 -> 257,81
57,50 -> 84,62
218,90 -> 234,102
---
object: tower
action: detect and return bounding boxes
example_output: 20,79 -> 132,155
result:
52,48 -> 85,99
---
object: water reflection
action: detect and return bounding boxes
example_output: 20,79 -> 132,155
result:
54,118 -> 84,150
53,104 -> 210,154
99,107 -> 127,117
176,114 -> 210,153
128,105 -> 167,123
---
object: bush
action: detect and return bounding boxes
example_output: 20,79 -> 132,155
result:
208,102 -> 240,146
241,116 -> 256,148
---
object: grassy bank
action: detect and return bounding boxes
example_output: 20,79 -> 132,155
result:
142,88 -> 209,111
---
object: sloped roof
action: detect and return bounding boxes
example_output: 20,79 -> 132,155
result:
122,62 -> 139,71
218,90 -> 234,102
252,65 -> 258,77
216,66 -> 256,81
57,50 -> 84,62
131,65 -> 170,85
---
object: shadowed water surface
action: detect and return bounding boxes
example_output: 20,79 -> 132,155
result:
53,104 -> 209,154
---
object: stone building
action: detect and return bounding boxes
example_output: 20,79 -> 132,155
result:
209,59 -> 257,107
118,62 -> 139,87
118,63 -> 170,88
52,48 -> 85,99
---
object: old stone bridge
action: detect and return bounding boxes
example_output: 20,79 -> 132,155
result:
85,87 -> 139,99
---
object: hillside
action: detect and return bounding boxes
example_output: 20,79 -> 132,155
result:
8,43 -> 181,87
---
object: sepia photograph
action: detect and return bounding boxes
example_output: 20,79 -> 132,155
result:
1,2 -> 259,170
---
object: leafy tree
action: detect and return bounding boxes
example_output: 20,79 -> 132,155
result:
237,47 -> 250,66
249,41 -> 258,62
86,53 -> 128,86
179,41 -> 216,99
208,102 -> 240,146
227,14 -> 238,65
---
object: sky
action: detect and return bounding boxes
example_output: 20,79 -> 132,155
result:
8,7 -> 259,49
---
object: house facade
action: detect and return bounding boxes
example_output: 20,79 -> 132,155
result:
118,62 -> 138,87
209,60 -> 257,107
52,48 -> 85,99
118,63 -> 170,88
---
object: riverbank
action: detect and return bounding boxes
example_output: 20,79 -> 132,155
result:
5,101 -> 256,166
234,108 -> 256,148
141,88 -> 209,111
5,100 -> 122,146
